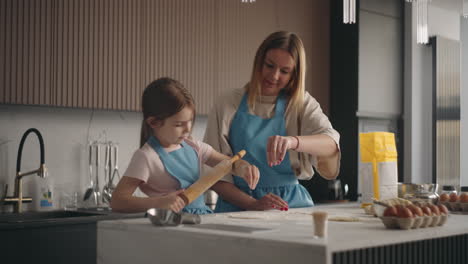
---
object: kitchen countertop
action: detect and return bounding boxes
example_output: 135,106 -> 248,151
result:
0,208 -> 144,230
97,203 -> 468,264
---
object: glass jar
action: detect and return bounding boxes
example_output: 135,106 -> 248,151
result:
459,186 -> 468,203
441,185 -> 457,195
439,185 -> 457,203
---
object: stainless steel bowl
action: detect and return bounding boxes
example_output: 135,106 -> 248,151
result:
398,183 -> 439,203
146,208 -> 201,226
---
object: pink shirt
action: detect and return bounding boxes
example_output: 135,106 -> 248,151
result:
124,138 -> 213,197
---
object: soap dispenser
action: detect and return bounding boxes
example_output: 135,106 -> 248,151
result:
33,171 -> 55,211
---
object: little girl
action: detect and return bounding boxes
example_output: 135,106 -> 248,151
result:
111,78 -> 259,214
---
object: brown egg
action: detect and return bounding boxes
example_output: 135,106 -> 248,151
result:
407,204 -> 424,217
421,206 -> 432,216
437,204 -> 449,214
439,193 -> 450,202
449,193 -> 459,202
394,204 -> 404,214
460,193 -> 468,203
383,206 -> 398,217
397,207 -> 414,218
428,204 -> 441,216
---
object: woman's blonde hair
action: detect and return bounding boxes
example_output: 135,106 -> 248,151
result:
140,78 -> 195,147
246,31 -> 306,115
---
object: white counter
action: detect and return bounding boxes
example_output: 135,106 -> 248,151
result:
97,203 -> 468,264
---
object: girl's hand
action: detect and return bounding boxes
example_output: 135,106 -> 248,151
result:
266,135 -> 297,167
155,189 -> 186,212
248,193 -> 289,211
237,162 -> 260,190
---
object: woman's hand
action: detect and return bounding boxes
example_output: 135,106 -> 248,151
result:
154,189 -> 186,212
236,162 -> 260,190
266,135 -> 298,167
248,193 -> 289,211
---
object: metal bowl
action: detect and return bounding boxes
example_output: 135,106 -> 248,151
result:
146,208 -> 201,226
398,183 -> 439,203
147,208 -> 182,226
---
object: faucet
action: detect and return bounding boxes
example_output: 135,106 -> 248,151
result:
2,128 -> 46,213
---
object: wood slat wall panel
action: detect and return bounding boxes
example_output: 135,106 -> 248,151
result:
14,0 -> 22,104
0,0 -> 328,114
0,0 -> 7,103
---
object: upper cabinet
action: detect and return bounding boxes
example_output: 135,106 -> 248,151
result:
0,0 -> 330,114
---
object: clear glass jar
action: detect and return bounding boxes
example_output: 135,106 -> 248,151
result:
439,185 -> 457,203
459,186 -> 468,203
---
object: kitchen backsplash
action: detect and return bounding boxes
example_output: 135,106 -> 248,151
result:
0,105 -> 208,212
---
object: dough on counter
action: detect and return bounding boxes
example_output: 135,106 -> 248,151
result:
328,216 -> 360,222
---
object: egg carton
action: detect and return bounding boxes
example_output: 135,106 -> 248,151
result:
439,201 -> 468,213
379,214 -> 448,230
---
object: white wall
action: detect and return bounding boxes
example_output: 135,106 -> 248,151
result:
358,0 -> 402,117
0,105 -> 207,211
404,3 -> 461,184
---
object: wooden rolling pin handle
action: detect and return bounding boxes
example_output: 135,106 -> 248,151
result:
178,150 -> 246,206
180,193 -> 189,206
232,150 -> 246,162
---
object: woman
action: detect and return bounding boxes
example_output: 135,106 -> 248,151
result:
204,31 -> 341,212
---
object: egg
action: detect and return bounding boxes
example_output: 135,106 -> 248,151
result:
407,204 -> 424,217
383,206 -> 398,217
397,207 -> 414,218
449,193 -> 459,202
421,206 -> 432,216
437,204 -> 449,215
428,204 -> 441,216
460,193 -> 468,203
439,193 -> 450,202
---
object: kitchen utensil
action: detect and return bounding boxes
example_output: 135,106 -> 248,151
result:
179,150 -> 246,206
146,208 -> 201,226
103,144 -> 120,204
92,144 -> 102,206
328,179 -> 343,200
83,144 -> 94,201
102,144 -> 112,204
110,144 -> 121,185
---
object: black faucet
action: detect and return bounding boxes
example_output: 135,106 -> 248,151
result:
2,128 -> 47,213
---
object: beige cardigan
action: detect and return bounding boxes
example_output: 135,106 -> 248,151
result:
203,87 -> 341,183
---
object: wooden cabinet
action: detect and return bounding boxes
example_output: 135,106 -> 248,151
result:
0,0 -> 329,114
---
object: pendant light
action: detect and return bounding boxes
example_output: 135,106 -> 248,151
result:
406,0 -> 431,44
343,0 -> 356,24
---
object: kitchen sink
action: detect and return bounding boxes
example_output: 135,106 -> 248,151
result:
0,210 -> 106,223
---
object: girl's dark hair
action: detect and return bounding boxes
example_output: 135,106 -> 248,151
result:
140,77 -> 195,147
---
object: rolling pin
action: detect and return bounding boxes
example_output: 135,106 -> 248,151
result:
179,150 -> 246,206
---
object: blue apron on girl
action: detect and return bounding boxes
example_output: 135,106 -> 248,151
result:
148,136 -> 213,215
215,91 -> 314,212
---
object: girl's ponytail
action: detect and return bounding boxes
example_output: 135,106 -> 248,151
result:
140,120 -> 153,147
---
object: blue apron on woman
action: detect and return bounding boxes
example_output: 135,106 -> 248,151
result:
148,136 -> 213,215
215,91 -> 314,212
